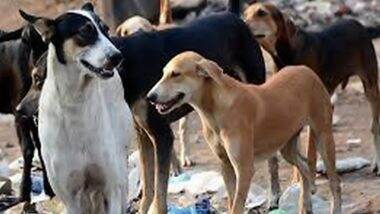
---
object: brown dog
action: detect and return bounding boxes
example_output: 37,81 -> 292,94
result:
147,51 -> 342,214
244,3 -> 380,180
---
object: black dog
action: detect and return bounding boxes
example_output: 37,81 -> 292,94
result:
0,25 -> 47,211
112,1 -> 265,212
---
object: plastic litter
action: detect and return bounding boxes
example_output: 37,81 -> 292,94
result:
168,198 -> 212,214
279,184 -> 329,214
316,157 -> 370,174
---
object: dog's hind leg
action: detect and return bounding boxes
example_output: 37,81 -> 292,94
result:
268,156 -> 281,210
358,44 -> 380,175
311,127 -> 341,214
280,135 -> 313,214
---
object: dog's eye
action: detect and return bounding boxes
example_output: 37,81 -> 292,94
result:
171,72 -> 181,78
256,9 -> 268,17
79,23 -> 95,36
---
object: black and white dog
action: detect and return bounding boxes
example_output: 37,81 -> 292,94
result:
20,3 -> 134,213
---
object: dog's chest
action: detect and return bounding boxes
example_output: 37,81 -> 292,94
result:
38,74 -> 132,183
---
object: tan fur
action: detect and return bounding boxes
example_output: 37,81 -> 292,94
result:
149,52 -> 342,214
115,0 -> 175,37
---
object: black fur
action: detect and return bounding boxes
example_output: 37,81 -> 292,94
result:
0,25 -> 47,211
114,12 -> 265,106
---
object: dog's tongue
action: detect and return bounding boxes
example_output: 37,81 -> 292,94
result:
100,69 -> 114,78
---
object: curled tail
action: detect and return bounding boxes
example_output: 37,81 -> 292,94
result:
366,26 -> 380,39
228,0 -> 241,15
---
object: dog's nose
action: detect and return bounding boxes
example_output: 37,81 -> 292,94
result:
147,93 -> 158,103
109,52 -> 123,66
105,52 -> 123,70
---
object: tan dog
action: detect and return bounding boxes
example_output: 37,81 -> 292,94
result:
147,51 -> 342,214
115,0 -> 175,36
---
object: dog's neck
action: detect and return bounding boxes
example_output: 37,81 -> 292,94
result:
272,24 -> 306,69
189,77 -> 243,131
46,44 -> 96,102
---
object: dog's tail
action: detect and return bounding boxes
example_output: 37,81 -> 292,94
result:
366,26 -> 380,39
228,0 -> 241,15
0,27 -> 23,42
159,0 -> 173,25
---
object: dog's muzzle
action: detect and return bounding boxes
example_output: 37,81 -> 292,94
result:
80,52 -> 123,79
147,92 -> 185,114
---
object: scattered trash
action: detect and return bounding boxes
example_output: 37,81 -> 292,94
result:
269,208 -> 288,214
346,138 -> 362,148
168,198 -> 213,214
316,157 -> 370,174
245,184 -> 267,209
31,175 -> 43,195
279,184 -> 330,214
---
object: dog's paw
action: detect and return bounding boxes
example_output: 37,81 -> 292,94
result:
371,160 -> 380,176
181,157 -> 194,168
171,165 -> 183,177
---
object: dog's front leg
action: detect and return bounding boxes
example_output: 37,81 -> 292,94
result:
268,156 -> 281,210
14,116 -> 34,203
30,121 -> 55,198
146,116 -> 174,214
134,122 -> 155,214
224,138 -> 254,214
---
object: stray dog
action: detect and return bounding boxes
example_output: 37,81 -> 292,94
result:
112,0 -> 265,211
244,2 -> 380,177
148,51 -> 342,214
244,3 -> 380,207
15,52 -> 55,205
116,0 -> 175,36
116,0 -> 193,172
20,3 -> 134,213
0,24 -> 47,211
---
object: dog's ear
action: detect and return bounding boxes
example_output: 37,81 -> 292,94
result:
19,10 -> 55,43
283,16 -> 297,38
82,2 -> 95,12
195,60 -> 210,78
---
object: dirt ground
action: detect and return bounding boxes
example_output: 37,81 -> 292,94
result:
0,0 -> 380,213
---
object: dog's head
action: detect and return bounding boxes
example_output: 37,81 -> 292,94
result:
116,16 -> 155,37
19,3 -> 122,79
244,3 -> 297,53
0,24 -> 47,66
16,52 -> 47,121
147,51 -> 220,114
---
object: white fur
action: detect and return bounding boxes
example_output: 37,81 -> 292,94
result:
38,10 -> 134,213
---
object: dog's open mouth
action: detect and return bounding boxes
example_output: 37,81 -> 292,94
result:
254,34 -> 266,39
153,93 -> 185,114
80,60 -> 114,79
